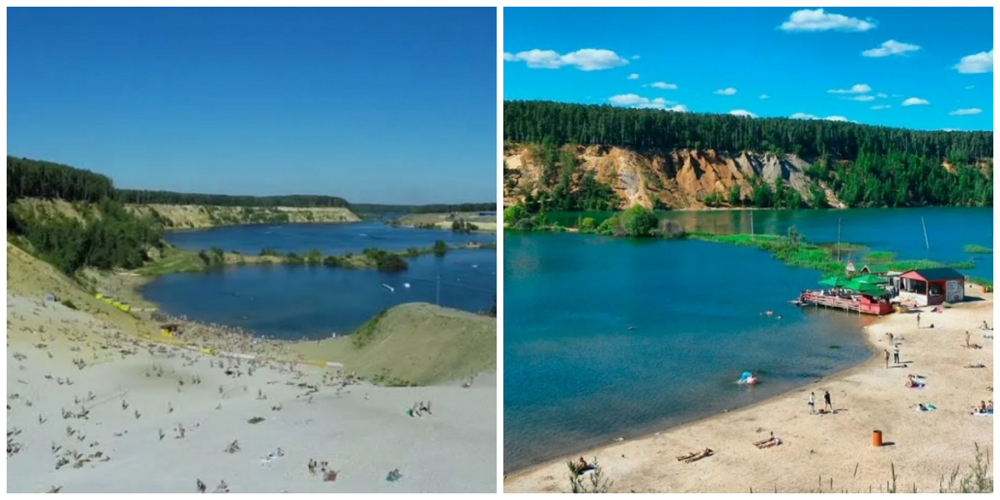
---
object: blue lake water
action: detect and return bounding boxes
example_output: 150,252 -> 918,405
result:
164,221 -> 496,256
503,208 -> 992,472
142,224 -> 497,339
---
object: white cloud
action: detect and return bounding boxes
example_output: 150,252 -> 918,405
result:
779,9 -> 876,32
730,109 -> 757,118
862,40 -> 920,58
902,97 -> 929,106
714,87 -> 737,96
825,116 -> 849,122
627,73 -> 640,80
845,95 -> 875,102
954,50 -> 993,74
609,94 -> 646,106
965,85 -> 975,90
871,104 -> 891,110
631,55 -> 641,60
790,113 -> 819,120
949,108 -> 982,116
828,84 -> 872,94
650,82 -> 678,90
876,93 -> 888,98
759,94 -> 770,99
608,94 -> 687,112
504,48 -> 629,71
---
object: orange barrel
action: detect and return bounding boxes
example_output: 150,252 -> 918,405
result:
872,430 -> 883,447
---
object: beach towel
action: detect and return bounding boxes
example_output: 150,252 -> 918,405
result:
973,410 -> 993,417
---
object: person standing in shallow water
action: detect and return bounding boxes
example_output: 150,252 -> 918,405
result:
823,391 -> 833,412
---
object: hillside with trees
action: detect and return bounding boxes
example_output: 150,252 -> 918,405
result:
502,101 -> 993,211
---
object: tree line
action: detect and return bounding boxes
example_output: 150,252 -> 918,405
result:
503,101 -> 993,209
504,101 -> 992,163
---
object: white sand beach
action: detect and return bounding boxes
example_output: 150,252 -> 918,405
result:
6,294 -> 497,493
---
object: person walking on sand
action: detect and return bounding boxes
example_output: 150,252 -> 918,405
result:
884,349 -> 890,369
808,392 -> 815,414
966,331 -> 971,348
893,344 -> 900,365
917,313 -> 921,329
823,391 -> 833,413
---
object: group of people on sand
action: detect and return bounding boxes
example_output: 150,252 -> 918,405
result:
307,459 -> 338,482
883,341 -> 902,368
971,400 -> 993,415
807,391 -> 833,414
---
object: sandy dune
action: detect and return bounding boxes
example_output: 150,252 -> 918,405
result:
504,287 -> 993,493
6,295 -> 496,493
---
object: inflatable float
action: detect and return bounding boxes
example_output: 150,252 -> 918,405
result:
738,371 -> 759,385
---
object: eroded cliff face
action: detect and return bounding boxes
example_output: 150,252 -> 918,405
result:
503,145 -> 844,209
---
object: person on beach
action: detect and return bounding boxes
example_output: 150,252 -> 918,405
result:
884,349 -> 890,369
888,332 -> 894,344
823,391 -> 832,412
966,331 -> 971,348
917,313 -> 921,329
981,321 -> 991,330
893,344 -> 900,365
808,392 -> 815,414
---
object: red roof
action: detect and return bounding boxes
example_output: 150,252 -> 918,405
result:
900,268 -> 966,281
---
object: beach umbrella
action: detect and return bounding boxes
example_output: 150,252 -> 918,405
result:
843,280 -> 888,296
853,274 -> 888,285
818,276 -> 850,287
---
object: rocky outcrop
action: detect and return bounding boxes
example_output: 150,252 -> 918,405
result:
503,145 -> 844,209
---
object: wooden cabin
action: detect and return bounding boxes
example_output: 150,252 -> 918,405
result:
898,268 -> 966,306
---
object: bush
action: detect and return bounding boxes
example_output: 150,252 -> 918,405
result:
504,205 -> 528,225
433,240 -> 449,256
621,205 -> 658,237
362,248 -> 408,272
596,215 -> 620,236
580,217 -> 596,233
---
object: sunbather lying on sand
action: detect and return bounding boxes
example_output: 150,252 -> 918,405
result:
964,362 -> 986,368
753,433 -> 783,449
676,448 -> 714,463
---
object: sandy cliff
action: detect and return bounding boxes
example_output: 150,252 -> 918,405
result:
503,145 -> 844,209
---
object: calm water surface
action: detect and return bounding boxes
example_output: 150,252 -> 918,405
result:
504,208 -> 992,472
165,221 -> 496,255
143,224 -> 496,339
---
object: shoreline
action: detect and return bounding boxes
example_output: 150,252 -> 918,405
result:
504,285 -> 993,492
503,320 -> 880,477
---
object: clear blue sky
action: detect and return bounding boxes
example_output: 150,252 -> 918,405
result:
8,8 -> 497,204
504,7 -> 992,131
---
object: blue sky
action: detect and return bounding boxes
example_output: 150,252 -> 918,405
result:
504,8 -> 993,131
8,8 -> 497,204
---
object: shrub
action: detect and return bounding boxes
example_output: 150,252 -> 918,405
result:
621,205 -> 658,237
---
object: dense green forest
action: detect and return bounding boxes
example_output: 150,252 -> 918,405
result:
503,101 -> 993,209
117,190 -> 350,208
9,156 -> 351,207
351,202 -> 497,216
504,101 -> 992,161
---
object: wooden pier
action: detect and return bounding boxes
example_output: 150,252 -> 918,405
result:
798,291 -> 894,316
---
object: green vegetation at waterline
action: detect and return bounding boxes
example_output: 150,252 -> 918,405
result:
137,240 -> 495,277
689,229 -> 984,285
505,204 -> 686,239
964,244 -> 993,254
503,101 -> 993,209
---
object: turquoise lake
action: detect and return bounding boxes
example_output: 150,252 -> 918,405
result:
141,223 -> 497,339
503,208 -> 992,472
